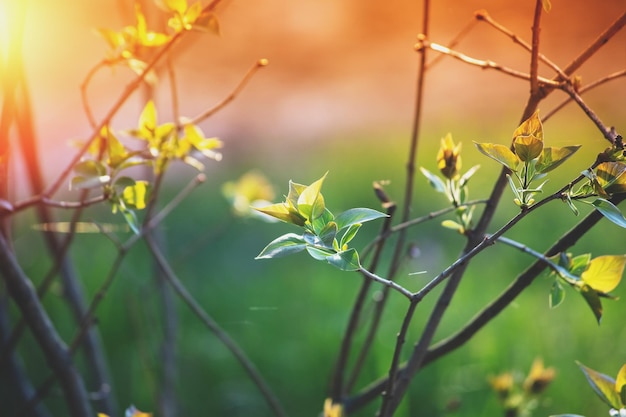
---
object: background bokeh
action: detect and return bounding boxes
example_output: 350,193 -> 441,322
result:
2,0 -> 626,416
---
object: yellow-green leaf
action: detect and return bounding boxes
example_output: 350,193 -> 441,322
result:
254,203 -> 306,226
616,364 -> 626,407
581,255 -> 626,293
297,173 -> 328,221
536,145 -> 581,173
577,361 -> 622,409
596,162 -> 626,194
513,110 -> 543,141
514,135 -> 543,162
474,142 -> 519,171
138,100 -> 157,139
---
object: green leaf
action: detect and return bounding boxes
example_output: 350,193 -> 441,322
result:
420,167 -> 446,193
297,173 -> 327,221
580,284 -> 603,324
305,245 -> 335,261
318,221 -> 338,248
311,208 -> 335,235
459,164 -> 480,187
326,248 -> 361,271
335,208 -> 387,230
256,233 -> 306,259
514,135 -> 543,162
581,255 -> 626,293
340,223 -> 361,248
475,142 -> 519,171
549,279 -> 565,309
536,146 -> 581,173
591,199 -> 626,228
119,206 -> 140,234
287,180 -> 307,208
577,361 -> 622,409
570,253 -> 591,276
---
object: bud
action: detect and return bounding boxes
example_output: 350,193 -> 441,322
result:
437,133 -> 462,179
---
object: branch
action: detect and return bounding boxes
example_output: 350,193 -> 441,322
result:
187,59 -> 268,126
144,234 -> 288,417
0,233 -> 91,417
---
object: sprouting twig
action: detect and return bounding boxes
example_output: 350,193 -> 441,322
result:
187,59 -> 268,126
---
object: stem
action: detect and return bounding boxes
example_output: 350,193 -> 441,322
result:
144,235 -> 288,417
0,234 -> 91,417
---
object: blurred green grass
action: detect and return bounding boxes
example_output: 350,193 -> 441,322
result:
8,122 -> 626,417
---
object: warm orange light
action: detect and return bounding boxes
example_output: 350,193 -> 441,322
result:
0,0 -> 28,77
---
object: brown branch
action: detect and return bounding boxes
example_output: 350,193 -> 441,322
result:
187,59 -> 268,126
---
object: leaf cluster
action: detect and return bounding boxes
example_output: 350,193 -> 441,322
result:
255,173 -> 387,271
475,111 -> 580,208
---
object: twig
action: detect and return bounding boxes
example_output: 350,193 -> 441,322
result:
330,193 -> 396,399
425,16 -> 478,70
475,9 -> 567,79
0,233 -> 91,417
187,59 -> 268,126
415,39 -> 561,88
544,70 -> 626,122
560,83 -> 618,144
144,234 -> 288,417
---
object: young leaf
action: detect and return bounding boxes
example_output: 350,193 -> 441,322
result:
580,284 -> 603,324
305,245 -> 335,261
318,221 -> 338,248
254,202 -> 306,226
514,135 -> 543,162
335,208 -> 387,230
119,206 -> 140,235
340,223 -> 362,249
581,255 -> 626,293
297,173 -> 327,221
577,362 -> 622,409
596,162 -> 626,194
536,146 -> 581,173
326,248 -> 361,271
74,160 -> 107,177
420,167 -> 446,193
617,364 -> 626,407
441,219 -> 464,233
256,233 -> 307,259
71,175 -> 111,190
513,110 -> 543,141
311,208 -> 335,235
459,164 -> 480,187
591,199 -> 626,228
474,142 -> 519,171
549,279 -> 565,309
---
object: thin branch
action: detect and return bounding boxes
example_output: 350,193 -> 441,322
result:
415,39 -> 561,88
425,16 -> 478,70
143,234 -> 288,417
560,83 -> 618,144
559,11 -> 626,80
0,233 -> 91,417
330,193 -> 396,399
187,59 -> 268,126
475,9 -> 567,79
544,70 -> 626,122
